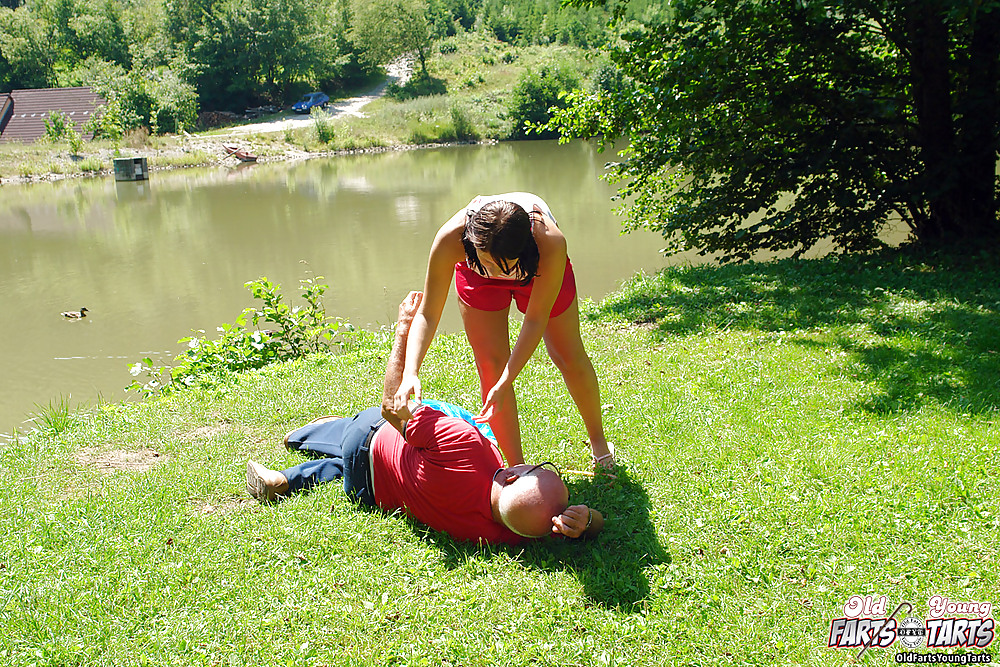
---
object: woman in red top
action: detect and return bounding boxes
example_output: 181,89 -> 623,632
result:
389,193 -> 614,469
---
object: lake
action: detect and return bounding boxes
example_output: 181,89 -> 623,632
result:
0,140 -> 691,434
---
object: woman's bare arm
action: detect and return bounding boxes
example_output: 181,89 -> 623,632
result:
390,211 -> 466,418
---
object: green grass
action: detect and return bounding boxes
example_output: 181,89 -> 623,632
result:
1,251 -> 998,665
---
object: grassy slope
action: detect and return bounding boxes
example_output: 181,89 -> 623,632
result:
2,250 -> 997,665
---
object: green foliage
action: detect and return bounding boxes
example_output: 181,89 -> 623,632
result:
479,0 -> 611,48
128,276 -> 353,396
42,0 -> 130,69
0,5 -> 57,88
42,110 -> 70,141
66,126 -> 83,154
450,104 -> 477,140
553,0 -> 1000,260
77,155 -> 103,171
310,106 -> 335,144
144,68 -> 198,134
83,95 -> 128,141
30,395 -> 74,435
350,0 -> 432,75
385,71 -> 447,100
0,0 -> 622,133
74,59 -> 196,136
506,63 -> 578,139
192,0 -> 344,110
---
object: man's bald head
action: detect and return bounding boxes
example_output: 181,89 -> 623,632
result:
497,466 -> 569,538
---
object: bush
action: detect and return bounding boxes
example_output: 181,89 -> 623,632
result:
145,68 -> 198,134
386,72 -> 448,100
43,110 -> 70,142
84,93 -> 134,141
77,59 -> 197,136
311,107 -> 335,144
128,276 -> 353,395
590,61 -> 631,97
67,127 -> 84,155
505,64 -> 579,139
450,106 -> 478,141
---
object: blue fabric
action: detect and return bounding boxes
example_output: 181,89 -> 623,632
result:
420,399 -> 496,443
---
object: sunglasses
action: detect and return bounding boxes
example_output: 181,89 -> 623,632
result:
493,461 -> 562,485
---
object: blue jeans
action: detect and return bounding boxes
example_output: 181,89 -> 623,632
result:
281,406 -> 383,506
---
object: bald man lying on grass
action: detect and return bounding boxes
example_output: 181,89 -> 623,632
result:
247,291 -> 604,544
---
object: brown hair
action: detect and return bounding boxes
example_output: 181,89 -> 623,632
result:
462,200 -> 540,285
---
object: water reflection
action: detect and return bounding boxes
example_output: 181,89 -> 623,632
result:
0,140 -> 669,433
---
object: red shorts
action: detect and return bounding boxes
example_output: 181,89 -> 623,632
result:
454,258 -> 576,318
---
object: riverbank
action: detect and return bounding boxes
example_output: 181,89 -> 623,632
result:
4,251 -> 997,665
0,35 -> 593,186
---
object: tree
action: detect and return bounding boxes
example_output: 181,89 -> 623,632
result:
36,0 -> 130,68
550,0 -> 1000,261
0,6 -> 57,89
193,0 -> 333,109
506,63 -> 578,139
349,0 -> 431,75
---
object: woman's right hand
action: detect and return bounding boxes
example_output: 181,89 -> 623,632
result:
392,374 -> 422,421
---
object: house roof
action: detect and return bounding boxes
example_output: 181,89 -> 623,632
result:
0,86 -> 107,144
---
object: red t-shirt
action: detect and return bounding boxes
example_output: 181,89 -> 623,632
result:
371,406 -> 524,545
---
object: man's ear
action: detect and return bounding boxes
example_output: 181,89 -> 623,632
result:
498,471 -> 520,486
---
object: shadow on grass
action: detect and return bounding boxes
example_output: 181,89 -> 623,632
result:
588,249 -> 1000,415
424,468 -> 668,611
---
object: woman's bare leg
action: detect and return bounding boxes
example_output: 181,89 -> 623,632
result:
542,298 -> 612,466
459,300 -> 524,465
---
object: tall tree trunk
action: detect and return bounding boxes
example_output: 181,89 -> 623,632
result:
956,6 -> 1000,240
906,2 -> 956,243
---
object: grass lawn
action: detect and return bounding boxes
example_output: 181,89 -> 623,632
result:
2,251 -> 997,666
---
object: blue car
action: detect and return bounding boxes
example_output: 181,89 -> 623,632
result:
292,92 -> 329,114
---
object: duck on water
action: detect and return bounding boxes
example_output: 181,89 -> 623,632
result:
61,307 -> 88,319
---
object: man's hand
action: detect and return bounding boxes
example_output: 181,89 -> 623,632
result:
551,504 -> 595,539
397,290 -> 422,330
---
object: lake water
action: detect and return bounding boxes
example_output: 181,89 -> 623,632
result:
0,140 -> 687,434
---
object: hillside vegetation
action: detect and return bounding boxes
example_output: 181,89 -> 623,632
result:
0,30 -> 602,181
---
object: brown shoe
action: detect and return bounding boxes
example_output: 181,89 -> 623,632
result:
246,460 -> 289,502
283,415 -> 344,449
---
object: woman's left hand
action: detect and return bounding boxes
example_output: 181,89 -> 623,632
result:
475,377 -> 512,423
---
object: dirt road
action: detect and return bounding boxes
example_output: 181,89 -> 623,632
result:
219,59 -> 413,136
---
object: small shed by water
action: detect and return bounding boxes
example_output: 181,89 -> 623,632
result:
0,87 -> 107,144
